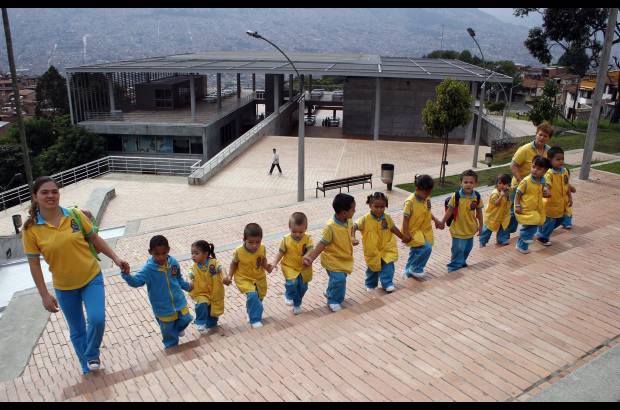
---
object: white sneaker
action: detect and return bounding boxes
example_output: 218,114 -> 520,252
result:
524,239 -> 534,244
87,359 -> 101,371
284,296 -> 293,306
195,324 -> 206,333
384,285 -> 396,293
328,303 -> 342,312
293,306 -> 302,315
178,330 -> 185,337
515,244 -> 530,254
250,321 -> 263,328
366,287 -> 375,292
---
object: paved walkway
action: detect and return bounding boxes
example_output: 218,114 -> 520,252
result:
1,169 -> 619,401
487,115 -> 537,138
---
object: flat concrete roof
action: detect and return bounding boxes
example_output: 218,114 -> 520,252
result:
66,51 -> 513,83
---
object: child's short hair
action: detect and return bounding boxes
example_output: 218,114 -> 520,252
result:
547,146 -> 564,160
192,240 -> 216,258
532,155 -> 552,170
460,169 -> 478,182
536,121 -> 554,138
332,193 -> 355,214
243,223 -> 263,239
414,174 -> 434,192
149,235 -> 169,250
366,191 -> 388,207
496,173 -> 511,186
289,212 -> 308,228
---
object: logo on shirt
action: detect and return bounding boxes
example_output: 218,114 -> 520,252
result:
427,200 -> 432,210
209,264 -> 217,275
70,220 -> 80,233
381,220 -> 388,230
256,257 -> 263,269
470,200 -> 478,211
170,265 -> 177,276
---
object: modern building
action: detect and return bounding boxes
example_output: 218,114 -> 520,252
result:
66,51 -> 512,161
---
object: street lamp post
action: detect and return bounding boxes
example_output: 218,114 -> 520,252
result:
247,30 -> 306,202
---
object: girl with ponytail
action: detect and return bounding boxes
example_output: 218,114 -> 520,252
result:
188,239 -> 227,332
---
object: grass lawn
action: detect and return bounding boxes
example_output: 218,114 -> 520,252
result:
396,165 -> 513,197
593,161 -> 620,174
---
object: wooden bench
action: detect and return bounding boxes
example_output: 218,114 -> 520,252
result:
316,174 -> 372,197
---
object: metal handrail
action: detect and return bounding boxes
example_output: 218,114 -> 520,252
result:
0,155 -> 201,211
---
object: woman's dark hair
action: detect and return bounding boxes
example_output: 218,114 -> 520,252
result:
414,174 -> 434,192
496,173 -> 512,186
244,223 -> 263,239
23,176 -> 59,230
460,169 -> 478,182
547,146 -> 564,160
332,193 -> 355,214
192,240 -> 216,259
532,155 -> 552,170
149,235 -> 169,250
366,192 -> 388,207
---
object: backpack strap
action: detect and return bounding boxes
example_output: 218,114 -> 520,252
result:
453,190 -> 460,222
69,208 -> 101,261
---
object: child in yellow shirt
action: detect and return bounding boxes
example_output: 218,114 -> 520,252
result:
188,240 -> 227,333
535,147 -> 574,246
303,193 -> 356,312
225,223 -> 273,328
352,192 -> 407,292
480,174 -> 512,247
402,174 -> 444,280
271,212 -> 313,315
514,156 -> 552,254
441,170 -> 484,272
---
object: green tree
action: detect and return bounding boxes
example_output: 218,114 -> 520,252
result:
35,65 -> 69,116
37,126 -> 105,176
4,117 -> 57,157
0,143 -> 24,190
422,78 -> 473,184
529,80 -> 560,125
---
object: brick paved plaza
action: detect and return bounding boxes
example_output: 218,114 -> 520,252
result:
1,136 -> 619,401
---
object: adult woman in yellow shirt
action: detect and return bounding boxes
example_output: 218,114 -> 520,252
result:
22,176 -> 130,374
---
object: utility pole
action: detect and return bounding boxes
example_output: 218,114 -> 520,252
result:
2,8 -> 33,191
579,7 -> 618,181
440,24 -> 444,50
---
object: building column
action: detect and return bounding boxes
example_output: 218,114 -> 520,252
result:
252,73 -> 256,92
308,74 -> 312,92
237,73 -> 241,98
190,74 -> 196,122
217,73 -> 222,109
289,74 -> 294,99
66,73 -> 75,124
201,128 -> 208,162
373,77 -> 381,141
465,81 -> 478,145
204,74 -> 208,95
107,74 -> 115,112
274,74 -> 280,114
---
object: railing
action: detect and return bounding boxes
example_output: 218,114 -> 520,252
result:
188,96 -> 298,184
0,156 -> 201,211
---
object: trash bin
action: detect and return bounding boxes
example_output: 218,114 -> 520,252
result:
381,163 -> 395,191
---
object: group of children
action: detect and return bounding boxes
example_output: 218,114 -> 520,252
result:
121,121 -> 575,349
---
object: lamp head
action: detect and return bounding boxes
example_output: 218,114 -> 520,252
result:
246,30 -> 261,39
467,28 -> 476,37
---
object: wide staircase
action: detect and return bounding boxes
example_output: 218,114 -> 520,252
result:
1,171 -> 620,401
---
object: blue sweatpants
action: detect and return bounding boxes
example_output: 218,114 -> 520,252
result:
157,310 -> 193,349
517,224 -> 539,251
365,260 -> 395,289
246,291 -> 264,324
507,190 -> 519,234
325,271 -> 347,305
447,237 -> 474,272
404,242 -> 433,278
54,272 -> 105,374
479,224 -> 510,246
194,302 -> 219,328
536,217 -> 565,242
561,215 -> 573,228
284,274 -> 309,308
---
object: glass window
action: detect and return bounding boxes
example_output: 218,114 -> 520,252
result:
190,136 -> 203,154
156,136 -> 173,153
173,136 -> 190,153
139,135 -> 156,152
122,135 -> 138,152
106,134 -> 123,152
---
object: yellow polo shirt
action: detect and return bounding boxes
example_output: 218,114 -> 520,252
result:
484,188 -> 511,232
232,244 -> 268,298
448,189 -> 484,239
515,174 -> 546,226
320,216 -> 354,274
355,212 -> 398,272
188,259 -> 225,317
544,167 -> 572,219
22,207 -> 100,291
511,141 -> 550,188
403,193 -> 434,248
279,233 -> 314,283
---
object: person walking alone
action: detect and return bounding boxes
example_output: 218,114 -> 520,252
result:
269,148 -> 282,175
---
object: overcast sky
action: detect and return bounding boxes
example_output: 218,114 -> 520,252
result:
478,8 -> 543,28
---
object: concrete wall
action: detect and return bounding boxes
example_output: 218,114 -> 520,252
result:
204,102 -> 257,159
343,77 -> 470,140
0,234 -> 23,262
265,74 -> 285,116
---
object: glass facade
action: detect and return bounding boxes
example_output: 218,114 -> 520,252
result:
105,134 -> 202,155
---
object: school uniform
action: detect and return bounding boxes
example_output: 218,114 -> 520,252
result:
320,216 -> 353,306
355,212 -> 397,289
402,193 -> 434,278
122,256 -> 192,349
515,174 -> 546,251
188,258 -> 225,329
480,188 -> 512,246
22,207 -> 104,374
232,244 -> 267,325
279,233 -> 314,308
447,189 -> 484,272
537,167 -> 572,242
